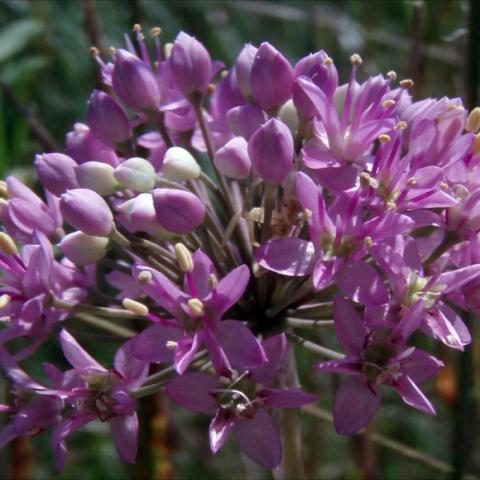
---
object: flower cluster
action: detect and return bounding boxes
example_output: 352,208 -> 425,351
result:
1,26 -> 480,471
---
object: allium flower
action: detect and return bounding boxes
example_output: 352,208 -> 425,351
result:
1,25 -> 479,473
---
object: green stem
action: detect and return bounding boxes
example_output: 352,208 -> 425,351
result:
287,332 -> 344,360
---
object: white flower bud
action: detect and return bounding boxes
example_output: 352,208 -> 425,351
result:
76,161 -> 118,196
59,231 -> 109,265
162,147 -> 201,181
279,99 -> 299,134
114,157 -> 156,192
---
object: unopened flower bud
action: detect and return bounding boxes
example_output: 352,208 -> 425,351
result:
187,298 -> 205,317
0,232 -> 18,255
175,242 -> 193,272
279,99 -> 300,133
214,137 -> 251,179
34,153 -> 79,196
76,161 -> 118,196
226,105 -> 267,140
122,298 -> 149,316
0,294 -> 11,309
162,147 -> 201,181
248,118 -> 294,185
250,42 -> 294,110
292,76 -> 318,120
234,43 -> 258,98
112,49 -> 161,112
153,188 -> 205,234
114,157 -> 156,192
87,90 -> 131,145
60,188 -> 114,236
170,31 -> 212,100
59,231 -> 109,265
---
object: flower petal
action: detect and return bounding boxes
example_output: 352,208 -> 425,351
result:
209,409 -> 235,454
110,413 -> 139,463
258,388 -> 317,408
233,409 -> 282,469
131,325 -> 181,364
391,375 -> 436,415
333,296 -> 368,355
59,330 -> 105,373
251,334 -> 287,385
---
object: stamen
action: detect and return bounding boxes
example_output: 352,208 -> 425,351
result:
221,212 -> 242,247
387,70 -> 397,81
122,298 -> 149,316
472,134 -> 480,155
386,200 -> 396,210
395,121 -> 408,130
378,134 -> 391,143
382,99 -> 396,108
187,298 -> 205,317
175,243 -> 194,273
406,177 -> 417,186
466,107 -> 480,133
304,208 -> 312,220
363,237 -> 373,249
166,340 -> 178,350
164,42 -> 173,58
323,57 -> 333,65
0,294 -> 11,309
350,53 -> 363,66
439,182 -> 449,191
108,46 -> 116,56
209,273 -> 218,289
137,270 -> 153,284
399,79 -> 414,89
0,232 -> 18,256
90,46 -> 100,57
150,27 -> 162,37
0,180 -> 8,198
133,24 -> 142,32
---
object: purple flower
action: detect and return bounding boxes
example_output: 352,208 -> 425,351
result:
164,334 -> 316,468
132,250 -> 266,376
317,297 -> 443,435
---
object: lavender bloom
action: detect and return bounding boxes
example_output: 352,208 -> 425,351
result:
164,335 -> 316,468
34,153 -> 79,196
132,250 -> 266,376
317,297 -> 443,435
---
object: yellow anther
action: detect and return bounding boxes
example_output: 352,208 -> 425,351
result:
399,79 -> 414,89
209,273 -> 218,289
174,243 -> 193,273
0,181 -> 8,198
323,57 -> 333,65
387,70 -> 397,81
466,107 -> 480,133
133,24 -> 142,32
396,120 -> 408,130
0,294 -> 11,309
382,99 -> 396,108
90,46 -> 100,57
166,340 -> 178,350
187,298 -> 205,317
440,182 -> 449,191
386,201 -> 396,210
350,53 -> 363,66
304,208 -> 313,220
407,177 -> 417,186
0,232 -> 18,256
164,42 -> 173,58
122,298 -> 149,316
472,134 -> 480,155
378,134 -> 391,143
138,270 -> 153,284
363,237 -> 373,249
150,27 -> 162,37
220,69 -> 229,79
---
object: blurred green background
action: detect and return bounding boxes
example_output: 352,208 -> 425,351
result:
0,0 -> 479,479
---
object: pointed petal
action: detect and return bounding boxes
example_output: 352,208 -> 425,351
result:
316,357 -> 362,375
333,376 -> 381,435
391,300 -> 424,344
187,250 -> 215,298
233,409 -> 282,469
110,413 -> 139,463
333,296 -> 368,355
335,260 -> 389,306
59,330 -> 105,372
391,375 -> 436,415
0,424 -> 17,450
400,349 -> 443,384
213,265 -> 250,317
114,339 -> 149,389
131,324 -> 181,364
164,372 -> 218,415
216,320 -> 267,370
209,409 -> 235,454
256,238 -> 317,276
203,328 -> 232,378
435,265 -> 480,293
174,333 -> 201,375
251,334 -> 287,385
258,388 -> 317,408
312,259 -> 336,290
133,265 -> 186,316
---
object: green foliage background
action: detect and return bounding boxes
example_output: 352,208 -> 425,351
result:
0,1 -> 478,479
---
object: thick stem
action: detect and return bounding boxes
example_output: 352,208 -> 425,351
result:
274,345 -> 306,480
